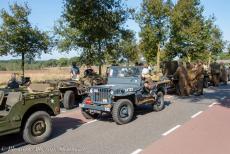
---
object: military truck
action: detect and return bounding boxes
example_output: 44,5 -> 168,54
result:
0,90 -> 60,145
161,61 -> 180,94
58,73 -> 106,110
80,66 -> 167,125
37,72 -> 106,110
203,63 -> 229,87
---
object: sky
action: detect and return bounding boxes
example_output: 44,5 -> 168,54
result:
0,0 -> 230,60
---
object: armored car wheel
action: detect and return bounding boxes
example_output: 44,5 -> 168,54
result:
22,111 -> 52,145
153,92 -> 164,111
81,109 -> 99,119
112,99 -> 134,125
63,90 -> 75,110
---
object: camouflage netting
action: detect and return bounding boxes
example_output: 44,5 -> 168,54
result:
210,63 -> 221,74
162,61 -> 179,76
80,73 -> 105,87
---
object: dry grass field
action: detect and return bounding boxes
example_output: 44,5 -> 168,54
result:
0,66 -> 107,86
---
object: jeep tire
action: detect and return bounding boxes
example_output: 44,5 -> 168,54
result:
112,99 -> 134,125
23,111 -> 52,145
153,92 -> 164,111
81,109 -> 99,119
63,90 -> 75,110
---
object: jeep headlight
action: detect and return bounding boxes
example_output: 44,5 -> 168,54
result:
89,88 -> 93,93
110,90 -> 114,95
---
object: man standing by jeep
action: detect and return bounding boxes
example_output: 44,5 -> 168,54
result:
7,73 -> 19,89
70,62 -> 80,80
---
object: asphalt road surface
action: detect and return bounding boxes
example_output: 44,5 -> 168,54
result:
1,83 -> 229,154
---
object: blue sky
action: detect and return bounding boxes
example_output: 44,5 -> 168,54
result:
0,0 -> 229,60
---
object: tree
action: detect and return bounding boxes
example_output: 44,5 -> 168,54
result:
167,0 -> 207,61
0,3 -> 50,76
137,0 -> 172,66
227,42 -> 230,54
55,0 -> 129,74
105,31 -> 139,65
204,17 -> 225,63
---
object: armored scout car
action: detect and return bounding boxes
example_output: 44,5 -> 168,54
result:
80,66 -> 167,125
0,90 -> 60,144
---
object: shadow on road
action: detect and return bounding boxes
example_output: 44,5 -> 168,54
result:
97,101 -> 172,123
172,84 -> 230,107
0,117 -> 85,153
51,117 -> 85,139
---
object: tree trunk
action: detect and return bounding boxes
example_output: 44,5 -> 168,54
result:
156,43 -> 161,72
98,41 -> 102,75
22,52 -> 25,78
208,52 -> 212,66
187,54 -> 191,63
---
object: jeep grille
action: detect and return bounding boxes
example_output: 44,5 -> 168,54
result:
90,88 -> 111,104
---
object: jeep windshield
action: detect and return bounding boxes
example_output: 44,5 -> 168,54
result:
109,67 -> 142,78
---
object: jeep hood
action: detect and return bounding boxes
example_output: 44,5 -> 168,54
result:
91,84 -> 140,91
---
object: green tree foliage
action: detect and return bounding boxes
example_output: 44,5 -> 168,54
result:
0,3 -> 50,76
105,31 -> 139,65
226,42 -> 230,54
137,0 -> 172,64
55,0 -> 129,74
203,16 -> 225,60
167,0 -> 207,61
0,56 -> 81,71
165,0 -> 225,62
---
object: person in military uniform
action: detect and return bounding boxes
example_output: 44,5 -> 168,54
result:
173,62 -> 190,96
7,73 -> 19,89
84,65 -> 94,77
142,64 -> 154,95
70,62 -> 80,80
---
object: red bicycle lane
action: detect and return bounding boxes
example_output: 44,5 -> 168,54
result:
143,102 -> 230,154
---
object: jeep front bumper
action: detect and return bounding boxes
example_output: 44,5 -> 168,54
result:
79,103 -> 111,112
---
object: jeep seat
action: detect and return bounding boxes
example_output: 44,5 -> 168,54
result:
5,92 -> 22,111
0,91 -> 5,110
0,91 -> 4,107
0,111 -> 8,118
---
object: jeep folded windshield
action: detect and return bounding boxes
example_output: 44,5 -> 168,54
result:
109,67 -> 142,78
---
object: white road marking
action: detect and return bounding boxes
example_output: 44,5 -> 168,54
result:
191,111 -> 203,118
162,125 -> 181,136
209,102 -> 220,108
85,119 -> 98,125
61,110 -> 67,113
131,149 -> 143,154
220,96 -> 226,101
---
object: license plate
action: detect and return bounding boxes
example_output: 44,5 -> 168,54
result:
79,104 -> 84,108
102,99 -> 108,103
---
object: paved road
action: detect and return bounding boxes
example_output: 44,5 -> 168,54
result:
143,101 -> 230,154
1,84 -> 229,154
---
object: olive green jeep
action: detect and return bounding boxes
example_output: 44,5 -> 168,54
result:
0,90 -> 60,145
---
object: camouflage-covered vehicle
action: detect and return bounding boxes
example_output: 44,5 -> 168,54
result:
161,61 -> 180,94
0,89 -> 60,145
80,66 -> 167,125
58,73 -> 106,110
203,63 -> 228,87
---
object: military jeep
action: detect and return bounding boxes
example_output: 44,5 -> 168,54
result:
80,66 -> 167,125
0,90 -> 60,145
